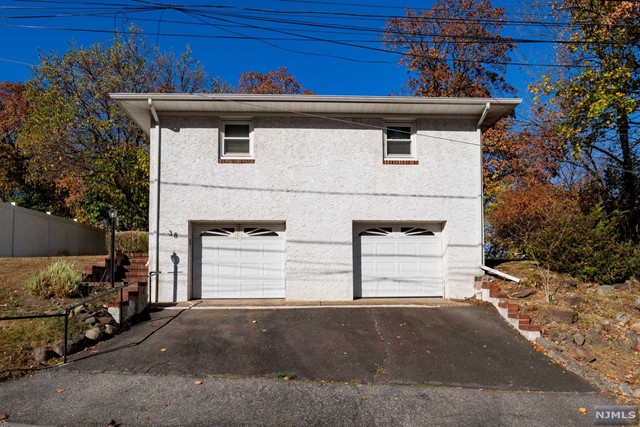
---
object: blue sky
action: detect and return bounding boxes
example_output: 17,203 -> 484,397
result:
0,0 -> 555,105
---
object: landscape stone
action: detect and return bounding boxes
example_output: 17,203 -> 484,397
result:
611,341 -> 621,350
104,324 -> 117,336
633,389 -> 640,399
98,316 -> 114,325
51,342 -> 76,357
33,347 -> 57,362
514,288 -> 536,298
559,278 -> 578,288
77,312 -> 93,322
558,296 -> 584,307
85,327 -> 104,341
621,341 -> 632,353
597,285 -> 614,296
612,282 -> 630,291
83,316 -> 97,325
548,310 -> 578,324
616,313 -> 629,325
635,296 -> 640,311
73,305 -> 86,316
619,383 -> 633,395
630,322 -> 640,334
585,330 -> 606,348
625,332 -> 638,350
549,331 -> 568,343
573,333 -> 585,346
566,344 -> 596,363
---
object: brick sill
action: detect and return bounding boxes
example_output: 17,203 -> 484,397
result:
218,158 -> 255,164
383,160 -> 419,165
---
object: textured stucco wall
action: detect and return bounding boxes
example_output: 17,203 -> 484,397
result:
151,115 -> 482,301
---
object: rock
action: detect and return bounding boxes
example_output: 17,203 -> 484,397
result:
85,327 -> 104,341
619,383 -> 633,395
625,332 -> 638,350
631,322 -> 640,334
33,347 -> 57,362
616,313 -> 629,325
98,316 -> 114,325
548,310 -> 578,324
566,344 -> 596,362
633,388 -> 640,398
613,282 -> 630,291
549,331 -> 568,343
635,296 -> 640,310
611,340 -> 622,350
73,305 -> 86,316
597,285 -> 615,296
558,296 -> 584,307
51,341 -> 76,357
104,324 -> 118,336
83,316 -> 96,325
573,333 -> 585,346
621,341 -> 633,353
77,312 -> 93,322
514,288 -> 536,298
586,330 -> 607,348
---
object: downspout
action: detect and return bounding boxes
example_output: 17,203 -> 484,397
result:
149,98 -> 161,303
477,102 -> 490,267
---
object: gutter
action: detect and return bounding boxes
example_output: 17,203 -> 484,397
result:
149,98 -> 161,303
477,102 -> 490,266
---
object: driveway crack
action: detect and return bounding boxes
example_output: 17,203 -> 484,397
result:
370,308 -> 388,384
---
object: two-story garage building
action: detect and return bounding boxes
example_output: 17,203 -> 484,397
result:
113,94 -> 520,302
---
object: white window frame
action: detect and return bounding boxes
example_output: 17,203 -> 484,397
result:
220,121 -> 254,159
384,123 -> 416,159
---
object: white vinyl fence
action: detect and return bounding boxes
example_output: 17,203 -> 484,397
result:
0,203 -> 106,257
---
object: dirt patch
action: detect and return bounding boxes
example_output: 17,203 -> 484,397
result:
0,256 -> 101,381
487,261 -> 640,403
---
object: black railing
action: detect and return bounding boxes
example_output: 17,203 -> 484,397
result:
0,281 -> 131,363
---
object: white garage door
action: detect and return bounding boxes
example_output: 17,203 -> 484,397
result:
192,224 -> 285,299
356,225 -> 443,297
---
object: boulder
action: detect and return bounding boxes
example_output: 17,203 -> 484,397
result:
548,310 -> 578,324
585,330 -> 607,348
51,341 -> 76,357
33,347 -> 57,363
514,288 -> 536,298
83,316 -> 97,325
597,285 -> 615,296
85,327 -> 104,341
98,316 -> 114,325
104,324 -> 118,336
573,333 -> 585,346
566,344 -> 596,363
616,313 -> 629,325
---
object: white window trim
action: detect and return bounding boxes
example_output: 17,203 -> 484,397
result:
220,121 -> 254,159
383,123 -> 416,159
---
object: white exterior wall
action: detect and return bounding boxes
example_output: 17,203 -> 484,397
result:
151,115 -> 482,302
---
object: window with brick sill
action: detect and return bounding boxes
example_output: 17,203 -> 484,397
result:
384,124 -> 418,164
220,122 -> 255,163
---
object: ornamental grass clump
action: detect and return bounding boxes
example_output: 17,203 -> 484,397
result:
25,260 -> 82,299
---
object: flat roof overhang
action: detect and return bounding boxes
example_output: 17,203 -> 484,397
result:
110,93 -> 521,135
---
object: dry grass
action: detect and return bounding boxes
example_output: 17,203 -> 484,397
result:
493,261 -> 640,403
0,256 -> 98,381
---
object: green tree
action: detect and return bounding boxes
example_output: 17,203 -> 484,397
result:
537,0 -> 640,237
19,26 -> 230,228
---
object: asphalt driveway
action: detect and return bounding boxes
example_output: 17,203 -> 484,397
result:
66,304 -> 593,392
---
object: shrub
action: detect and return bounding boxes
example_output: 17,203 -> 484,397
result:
26,260 -> 82,299
106,231 -> 149,254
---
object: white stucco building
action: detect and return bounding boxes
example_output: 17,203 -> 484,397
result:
113,94 -> 520,302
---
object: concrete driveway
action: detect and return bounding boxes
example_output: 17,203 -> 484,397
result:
0,303 -> 615,426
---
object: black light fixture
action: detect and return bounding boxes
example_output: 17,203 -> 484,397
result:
108,209 -> 117,288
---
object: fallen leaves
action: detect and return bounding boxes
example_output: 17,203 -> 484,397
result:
0,413 -> 8,422
160,348 -> 167,352
194,380 -> 203,385
55,387 -> 65,393
579,407 -> 587,414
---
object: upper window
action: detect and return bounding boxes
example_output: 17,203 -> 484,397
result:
384,124 -> 415,158
221,122 -> 253,158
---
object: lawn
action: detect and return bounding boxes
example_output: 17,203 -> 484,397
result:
0,256 -> 99,381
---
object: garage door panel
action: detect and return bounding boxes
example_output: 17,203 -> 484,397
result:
193,225 -> 285,299
356,225 -> 443,298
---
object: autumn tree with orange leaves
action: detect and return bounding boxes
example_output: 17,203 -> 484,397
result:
236,67 -> 314,95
